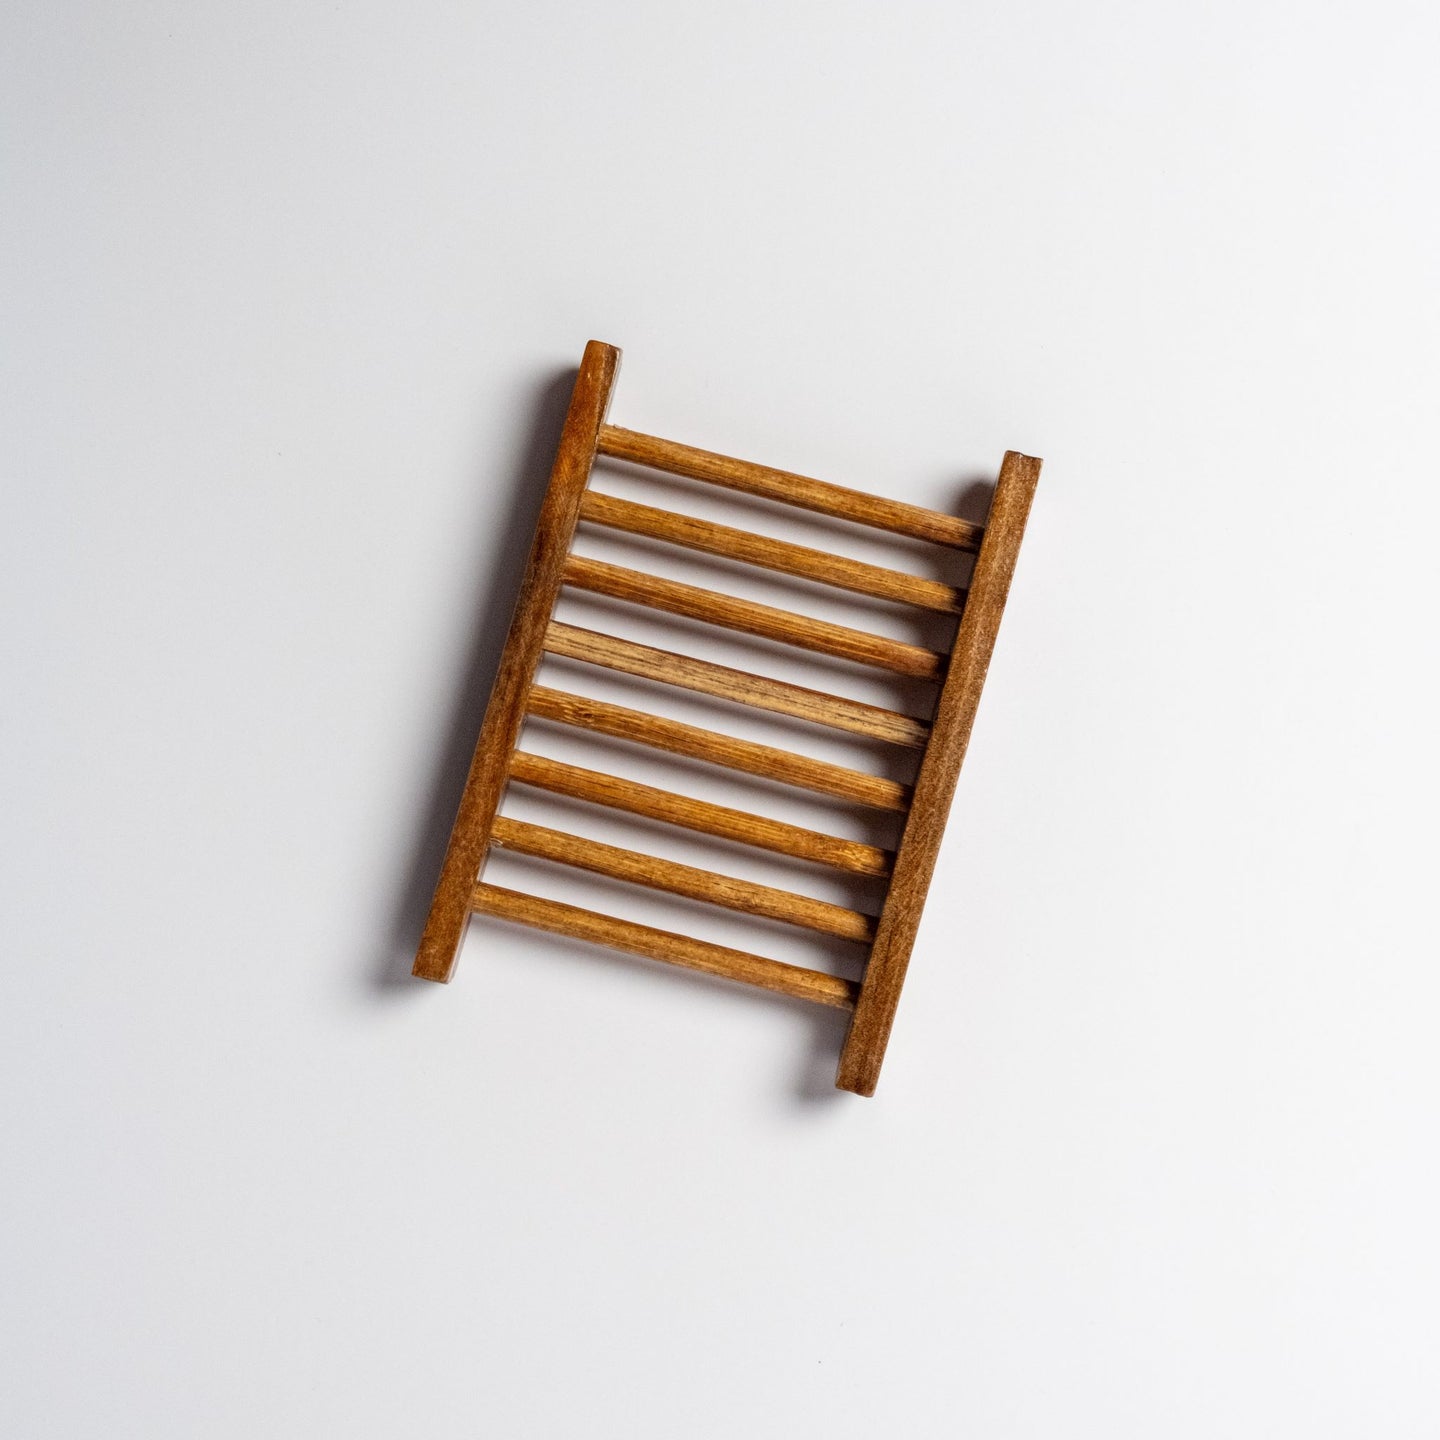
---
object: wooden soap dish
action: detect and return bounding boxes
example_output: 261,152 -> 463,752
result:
412,340 -> 1040,1095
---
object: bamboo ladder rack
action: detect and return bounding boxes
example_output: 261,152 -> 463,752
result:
413,341 -> 1040,1095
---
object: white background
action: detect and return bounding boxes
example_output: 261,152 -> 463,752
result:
4,2 -> 1439,1435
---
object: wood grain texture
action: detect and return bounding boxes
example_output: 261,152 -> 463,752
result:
526,684 -> 910,811
471,883 -> 859,1008
597,425 -> 985,551
563,555 -> 945,678
579,489 -> 965,612
835,451 -> 1042,1095
507,750 -> 894,877
543,622 -> 931,747
411,340 -> 620,982
490,816 -> 875,941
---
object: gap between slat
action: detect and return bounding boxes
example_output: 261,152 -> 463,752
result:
579,489 -> 965,613
471,883 -> 859,1009
526,684 -> 910,812
597,425 -> 984,552
543,622 -> 932,748
563,555 -> 946,679
489,816 -> 876,942
506,750 -> 894,877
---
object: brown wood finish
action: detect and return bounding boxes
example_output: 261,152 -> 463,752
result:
563,555 -> 945,678
490,816 -> 875,941
410,339 -> 1040,1096
835,451 -> 1042,1096
525,684 -> 910,811
412,340 -> 620,983
507,750 -> 893,877
473,884 -> 858,1009
579,489 -> 965,613
597,426 -> 985,551
543,622 -> 931,747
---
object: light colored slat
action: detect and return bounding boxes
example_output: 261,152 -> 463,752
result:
544,622 -> 930,748
471,884 -> 859,1009
490,816 -> 875,942
526,685 -> 910,812
579,489 -> 964,613
836,451 -> 1043,1096
597,425 -> 984,551
563,555 -> 945,679
413,340 -> 620,984
507,750 -> 893,877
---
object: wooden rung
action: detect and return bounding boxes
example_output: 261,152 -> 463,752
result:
490,816 -> 875,941
579,490 -> 965,613
472,883 -> 859,1009
526,685 -> 910,812
597,425 -> 985,552
507,750 -> 893,876
563,555 -> 945,679
544,622 -> 930,748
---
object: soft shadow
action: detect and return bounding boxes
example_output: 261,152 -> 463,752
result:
461,912 -> 859,1102
367,368 -> 577,990
953,475 -> 996,528
791,1005 -> 858,1103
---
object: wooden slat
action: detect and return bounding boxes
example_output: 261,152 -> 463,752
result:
412,340 -> 620,983
490,816 -> 875,941
472,883 -> 858,1009
544,622 -> 930,748
836,452 -> 1042,1096
526,685 -> 910,812
507,750 -> 893,877
598,425 -> 985,551
563,555 -> 945,679
579,489 -> 964,613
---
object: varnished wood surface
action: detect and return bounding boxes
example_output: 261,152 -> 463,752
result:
544,622 -> 931,747
412,340 -> 620,983
472,883 -> 859,1009
835,451 -> 1042,1095
410,339 -> 1041,1097
563,555 -> 946,679
579,489 -> 965,613
490,816 -> 875,941
525,684 -> 910,811
597,425 -> 985,551
507,750 -> 894,877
